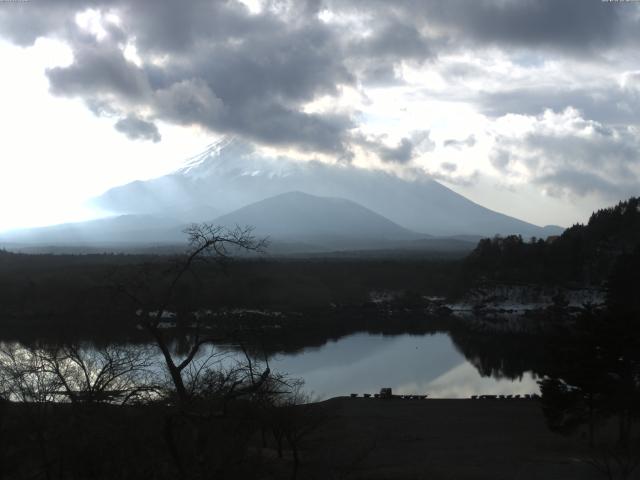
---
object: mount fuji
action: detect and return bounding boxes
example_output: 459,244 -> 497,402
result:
1,139 -> 563,253
93,138 -> 562,238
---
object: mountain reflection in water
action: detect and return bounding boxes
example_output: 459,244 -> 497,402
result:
266,333 -> 539,399
1,330 -> 540,401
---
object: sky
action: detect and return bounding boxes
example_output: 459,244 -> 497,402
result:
1,0 -> 639,232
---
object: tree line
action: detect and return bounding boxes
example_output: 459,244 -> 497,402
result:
462,197 -> 640,287
0,225 -> 325,480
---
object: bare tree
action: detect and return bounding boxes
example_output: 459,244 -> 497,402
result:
40,344 -> 158,404
0,344 -> 62,403
264,379 -> 326,480
584,444 -> 640,480
0,343 -> 158,404
114,224 -> 268,403
0,344 -> 66,479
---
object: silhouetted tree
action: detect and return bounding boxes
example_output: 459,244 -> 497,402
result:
463,196 -> 640,287
539,248 -> 640,479
538,306 -> 614,446
265,379 -> 324,480
115,224 -> 268,403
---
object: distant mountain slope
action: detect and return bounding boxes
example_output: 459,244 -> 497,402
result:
206,191 -> 426,250
0,204 -> 221,247
0,192 -> 473,254
0,214 -> 185,245
93,138 -> 563,238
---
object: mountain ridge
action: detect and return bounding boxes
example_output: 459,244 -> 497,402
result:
92,139 -> 564,238
207,191 -> 426,250
0,191 -> 479,254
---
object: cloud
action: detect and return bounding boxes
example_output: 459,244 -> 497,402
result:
357,130 -> 435,164
153,79 -> 225,127
377,138 -> 414,164
332,0 -> 634,55
347,16 -> 434,86
441,162 -> 457,172
444,135 -> 476,149
354,19 -> 431,61
425,0 -> 622,53
419,167 -> 479,187
490,108 -> 640,199
477,84 -> 640,125
2,0 -> 356,156
2,0 -> 640,177
47,42 -> 151,100
360,64 -> 404,87
114,114 -> 160,142
0,1 -> 85,46
490,149 -> 513,173
440,61 -> 485,81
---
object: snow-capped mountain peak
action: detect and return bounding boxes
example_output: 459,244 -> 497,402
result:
93,142 -> 564,238
176,136 -> 240,178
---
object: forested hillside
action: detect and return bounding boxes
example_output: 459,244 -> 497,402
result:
463,197 -> 640,286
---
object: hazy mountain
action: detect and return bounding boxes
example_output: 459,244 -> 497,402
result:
2,138 -> 563,252
93,138 -> 563,238
0,191 -> 476,254
207,191 -> 425,250
0,203 -> 222,248
0,214 -> 185,246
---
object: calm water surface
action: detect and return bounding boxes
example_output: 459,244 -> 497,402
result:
265,332 -> 539,400
3,331 -> 539,400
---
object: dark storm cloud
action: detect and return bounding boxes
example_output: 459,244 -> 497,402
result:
330,0 -> 633,55
153,78 -> 225,127
47,43 -> 151,100
114,114 -> 161,142
226,104 -> 355,156
1,0 -> 356,154
2,0 -> 640,166
360,64 -> 403,86
119,0 -> 267,54
351,19 -> 432,61
346,15 -> 435,87
333,0 -> 640,129
0,0 -> 98,46
478,86 -> 640,125
419,0 -> 623,53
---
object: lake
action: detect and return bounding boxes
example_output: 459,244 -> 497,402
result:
265,332 -> 539,400
0,330 -> 540,401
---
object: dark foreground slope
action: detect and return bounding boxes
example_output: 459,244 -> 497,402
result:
1,398 -> 597,480
302,397 -> 596,480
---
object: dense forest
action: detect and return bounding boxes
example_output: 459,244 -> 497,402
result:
0,248 -> 460,341
1,197 -> 639,341
462,197 -> 640,287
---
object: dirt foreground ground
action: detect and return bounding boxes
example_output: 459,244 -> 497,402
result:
299,397 -> 604,480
